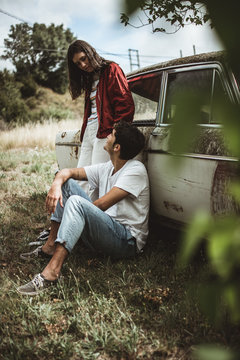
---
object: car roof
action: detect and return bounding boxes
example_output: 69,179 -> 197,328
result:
127,51 -> 227,77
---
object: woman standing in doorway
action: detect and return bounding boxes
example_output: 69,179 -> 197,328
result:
67,40 -> 135,170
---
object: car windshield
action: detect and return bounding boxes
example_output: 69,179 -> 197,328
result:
128,72 -> 162,121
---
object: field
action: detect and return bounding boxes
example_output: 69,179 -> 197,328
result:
0,119 -> 81,150
0,123 -> 239,360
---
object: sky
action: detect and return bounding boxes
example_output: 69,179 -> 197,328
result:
0,0 -> 224,74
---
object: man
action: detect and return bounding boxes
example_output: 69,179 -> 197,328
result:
17,121 -> 149,295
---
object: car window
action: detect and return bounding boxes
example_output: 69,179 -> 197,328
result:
163,69 -> 213,124
128,72 -> 162,121
211,70 -> 230,124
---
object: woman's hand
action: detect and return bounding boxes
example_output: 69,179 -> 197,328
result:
46,183 -> 63,215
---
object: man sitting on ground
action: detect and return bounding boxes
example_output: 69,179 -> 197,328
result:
17,121 -> 149,295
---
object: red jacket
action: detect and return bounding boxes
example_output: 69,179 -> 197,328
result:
80,62 -> 135,141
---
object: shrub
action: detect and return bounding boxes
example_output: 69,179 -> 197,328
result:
0,70 -> 31,123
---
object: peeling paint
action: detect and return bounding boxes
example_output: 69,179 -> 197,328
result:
163,201 -> 183,213
73,130 -> 81,144
61,132 -> 67,138
69,145 -> 80,160
74,146 -> 79,158
134,125 -> 154,165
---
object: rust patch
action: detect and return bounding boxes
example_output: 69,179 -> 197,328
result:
163,201 -> 183,212
74,146 -> 79,158
69,145 -> 80,160
68,130 -> 81,161
61,131 -> 67,138
211,162 -> 240,215
73,130 -> 81,144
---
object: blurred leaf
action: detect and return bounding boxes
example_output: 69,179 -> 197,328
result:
229,182 -> 240,204
193,344 -> 236,360
123,0 -> 145,15
178,211 -> 211,267
213,100 -> 240,158
223,284 -> 240,323
207,217 -> 240,279
203,0 -> 240,73
169,90 -> 202,155
197,283 -> 223,324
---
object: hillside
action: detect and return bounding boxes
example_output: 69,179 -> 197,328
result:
25,86 -> 85,120
0,84 -> 85,131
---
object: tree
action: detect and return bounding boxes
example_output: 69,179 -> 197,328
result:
0,69 -> 29,123
121,0 -> 240,67
121,0 -> 210,34
1,23 -> 76,94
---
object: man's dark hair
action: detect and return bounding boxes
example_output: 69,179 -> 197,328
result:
114,121 -> 145,160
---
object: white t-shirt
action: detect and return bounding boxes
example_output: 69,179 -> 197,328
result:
84,160 -> 150,251
87,79 -> 99,124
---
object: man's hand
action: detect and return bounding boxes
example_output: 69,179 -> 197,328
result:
45,167 -> 88,215
46,183 -> 63,215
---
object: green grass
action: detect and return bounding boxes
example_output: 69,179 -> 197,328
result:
0,149 -> 239,360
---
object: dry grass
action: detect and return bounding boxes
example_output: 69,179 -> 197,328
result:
1,148 -> 239,359
0,119 -> 82,150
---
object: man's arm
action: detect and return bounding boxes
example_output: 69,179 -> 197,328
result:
46,167 -> 87,215
94,186 -> 129,211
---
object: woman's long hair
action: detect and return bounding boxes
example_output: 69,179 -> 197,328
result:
67,40 -> 111,99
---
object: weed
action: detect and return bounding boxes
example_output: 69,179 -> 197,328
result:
1,148 -> 240,360
0,119 -> 81,150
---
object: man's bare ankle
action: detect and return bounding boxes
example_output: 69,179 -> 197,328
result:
42,244 -> 55,255
41,269 -> 59,281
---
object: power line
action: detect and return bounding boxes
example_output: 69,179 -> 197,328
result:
0,9 -> 175,61
0,8 -> 175,64
0,8 -> 32,25
97,48 -> 173,60
0,45 -> 66,54
0,44 -> 174,61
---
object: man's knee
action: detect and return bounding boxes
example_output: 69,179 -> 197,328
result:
62,178 -> 75,191
66,195 -> 88,213
61,179 -> 78,200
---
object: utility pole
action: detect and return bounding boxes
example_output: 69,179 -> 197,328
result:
128,49 -> 140,71
193,45 -> 196,55
180,49 -> 183,58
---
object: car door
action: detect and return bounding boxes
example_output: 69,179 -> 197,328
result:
148,63 -> 239,225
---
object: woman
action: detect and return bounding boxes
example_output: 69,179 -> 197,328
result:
67,40 -> 135,170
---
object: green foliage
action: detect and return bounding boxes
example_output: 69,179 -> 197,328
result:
38,106 -> 74,121
121,0 -> 210,33
1,22 -> 76,94
194,345 -> 237,360
121,1 -> 240,355
203,0 -> 240,76
0,69 -> 30,123
15,73 -> 38,98
0,69 -> 77,124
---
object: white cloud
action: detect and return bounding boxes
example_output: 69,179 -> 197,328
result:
0,0 -> 224,73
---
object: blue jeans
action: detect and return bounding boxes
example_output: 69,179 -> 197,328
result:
51,179 -> 136,259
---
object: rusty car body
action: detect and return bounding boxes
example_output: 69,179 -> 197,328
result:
55,51 -> 240,228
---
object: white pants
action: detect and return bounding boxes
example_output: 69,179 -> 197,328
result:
77,120 -> 109,167
77,120 -> 109,198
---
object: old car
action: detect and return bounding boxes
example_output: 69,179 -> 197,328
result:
55,51 -> 240,228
